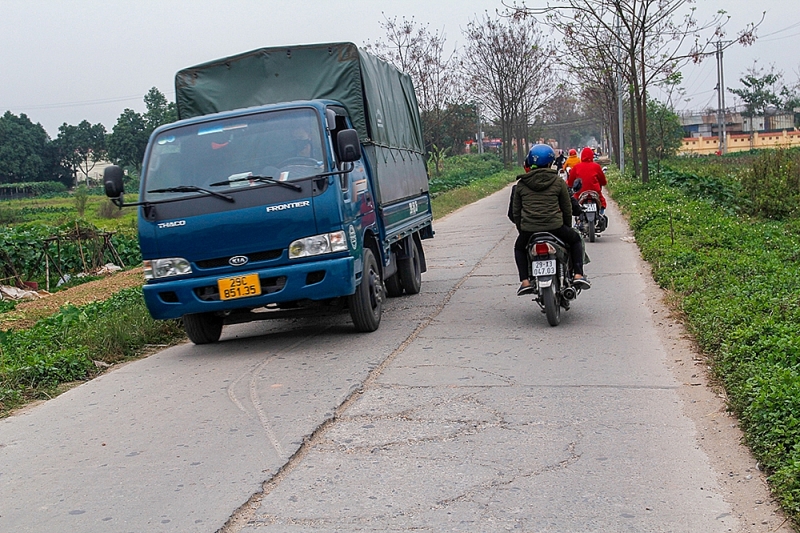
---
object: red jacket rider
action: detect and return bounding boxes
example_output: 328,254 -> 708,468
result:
567,147 -> 607,208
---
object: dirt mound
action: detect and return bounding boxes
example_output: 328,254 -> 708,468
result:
0,268 -> 145,331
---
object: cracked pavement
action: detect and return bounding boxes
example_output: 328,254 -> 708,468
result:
0,187 -> 789,532
232,190 -> 785,532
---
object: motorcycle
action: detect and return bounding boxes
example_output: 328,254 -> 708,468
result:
574,190 -> 608,242
526,232 -> 584,326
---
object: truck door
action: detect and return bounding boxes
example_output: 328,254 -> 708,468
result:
329,107 -> 376,234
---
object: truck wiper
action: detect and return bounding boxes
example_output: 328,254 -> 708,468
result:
147,185 -> 235,203
210,175 -> 302,191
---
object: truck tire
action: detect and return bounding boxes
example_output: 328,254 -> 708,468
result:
348,248 -> 383,332
384,273 -> 404,297
397,237 -> 422,295
183,313 -> 223,344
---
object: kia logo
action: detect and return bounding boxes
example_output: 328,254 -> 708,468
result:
229,256 -> 249,266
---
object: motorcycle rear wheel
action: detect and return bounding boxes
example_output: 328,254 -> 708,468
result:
588,217 -> 596,242
542,284 -> 561,326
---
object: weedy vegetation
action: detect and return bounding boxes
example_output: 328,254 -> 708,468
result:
609,148 -> 800,524
0,288 -> 184,414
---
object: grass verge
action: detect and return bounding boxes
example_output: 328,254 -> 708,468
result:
608,170 -> 800,525
432,168 -> 518,219
0,288 -> 184,416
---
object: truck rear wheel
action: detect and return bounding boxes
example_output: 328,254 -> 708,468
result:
348,248 -> 383,332
384,273 -> 404,297
183,313 -> 223,344
397,238 -> 422,295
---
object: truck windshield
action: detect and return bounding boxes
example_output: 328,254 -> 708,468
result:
143,108 -> 325,201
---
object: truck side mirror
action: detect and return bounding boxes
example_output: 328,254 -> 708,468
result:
104,165 -> 125,199
337,129 -> 362,163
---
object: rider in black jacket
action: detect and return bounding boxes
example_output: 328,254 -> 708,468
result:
511,144 -> 590,296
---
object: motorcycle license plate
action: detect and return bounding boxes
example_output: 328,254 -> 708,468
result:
218,273 -> 261,301
583,203 -> 597,212
532,260 -> 556,276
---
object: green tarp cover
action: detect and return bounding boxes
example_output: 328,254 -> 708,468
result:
175,42 -> 424,154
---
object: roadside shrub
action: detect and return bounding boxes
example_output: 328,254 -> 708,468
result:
74,185 -> 89,217
97,198 -> 123,219
741,149 -> 800,220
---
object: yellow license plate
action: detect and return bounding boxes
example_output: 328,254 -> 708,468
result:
218,273 -> 261,301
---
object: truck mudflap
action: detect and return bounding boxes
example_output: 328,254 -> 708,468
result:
142,256 -> 355,320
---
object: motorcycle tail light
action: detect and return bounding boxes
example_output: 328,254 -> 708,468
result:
534,243 -> 555,255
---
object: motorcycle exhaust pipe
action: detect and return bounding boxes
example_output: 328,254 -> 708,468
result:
562,286 -> 577,300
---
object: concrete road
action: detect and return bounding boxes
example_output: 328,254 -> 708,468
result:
0,186 -> 787,532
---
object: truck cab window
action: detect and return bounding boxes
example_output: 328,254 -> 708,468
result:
143,108 -> 325,201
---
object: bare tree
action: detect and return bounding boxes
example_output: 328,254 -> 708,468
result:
507,0 -> 761,182
462,13 -> 557,167
365,15 -> 463,156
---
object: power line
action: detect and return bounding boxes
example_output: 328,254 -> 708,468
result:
4,95 -> 142,111
2,93 -> 155,111
758,20 -> 800,39
759,30 -> 800,43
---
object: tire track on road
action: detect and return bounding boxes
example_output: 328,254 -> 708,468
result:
220,226 -> 516,533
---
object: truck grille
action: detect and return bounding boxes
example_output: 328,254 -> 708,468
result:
195,249 -> 283,269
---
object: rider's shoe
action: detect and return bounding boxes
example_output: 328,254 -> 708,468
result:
573,276 -> 591,290
517,282 -> 535,296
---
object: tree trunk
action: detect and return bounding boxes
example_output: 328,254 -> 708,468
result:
637,91 -> 649,183
628,87 -> 640,178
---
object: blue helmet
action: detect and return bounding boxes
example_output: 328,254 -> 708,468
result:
525,144 -> 556,169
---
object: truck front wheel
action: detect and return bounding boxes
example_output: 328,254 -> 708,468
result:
183,312 -> 223,344
348,248 -> 383,332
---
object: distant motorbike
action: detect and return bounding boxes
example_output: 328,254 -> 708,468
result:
526,232 -> 583,326
574,190 -> 608,242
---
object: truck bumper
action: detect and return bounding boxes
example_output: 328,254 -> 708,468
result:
143,256 -> 356,320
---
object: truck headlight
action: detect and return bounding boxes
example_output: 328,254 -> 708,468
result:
288,231 -> 348,259
143,258 -> 193,280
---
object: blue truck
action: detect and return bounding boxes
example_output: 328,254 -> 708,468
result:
104,42 -> 433,344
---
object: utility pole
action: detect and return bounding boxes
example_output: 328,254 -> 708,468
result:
476,101 -> 484,154
615,14 -> 625,173
715,40 -> 728,154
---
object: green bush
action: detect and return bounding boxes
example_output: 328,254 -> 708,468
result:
742,149 -> 800,220
661,149 -> 800,220
74,185 -> 90,217
97,198 -> 123,219
0,181 -> 68,197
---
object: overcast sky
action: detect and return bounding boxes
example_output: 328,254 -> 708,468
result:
1,0 -> 798,137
